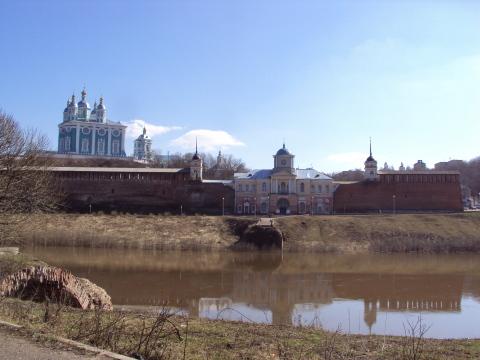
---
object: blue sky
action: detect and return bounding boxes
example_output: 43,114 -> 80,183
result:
1,0 -> 479,172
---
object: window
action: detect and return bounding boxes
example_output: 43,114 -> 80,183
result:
64,136 -> 71,152
299,202 -> 306,214
97,138 -> 105,155
262,182 -> 267,192
237,205 -> 243,214
112,140 -> 120,154
280,182 -> 287,193
246,184 -> 250,192
326,185 -> 330,193
81,138 -> 89,153
238,184 -> 243,192
261,202 -> 267,213
318,185 -> 322,193
300,183 -> 305,192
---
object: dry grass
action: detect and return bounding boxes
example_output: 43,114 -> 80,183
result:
0,253 -> 44,278
6,212 -> 480,253
277,213 -> 480,253
1,298 -> 480,359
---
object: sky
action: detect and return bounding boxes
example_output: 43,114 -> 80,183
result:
1,0 -> 480,172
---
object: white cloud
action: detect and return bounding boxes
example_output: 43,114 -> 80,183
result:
123,119 -> 182,139
326,152 -> 365,168
171,129 -> 245,152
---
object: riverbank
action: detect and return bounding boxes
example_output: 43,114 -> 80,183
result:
0,297 -> 479,359
9,212 -> 480,253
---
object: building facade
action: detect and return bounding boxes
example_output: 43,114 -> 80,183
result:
133,127 -> 153,162
58,88 -> 126,157
234,144 -> 334,215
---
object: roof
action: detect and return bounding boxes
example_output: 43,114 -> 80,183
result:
275,144 -> 291,156
234,168 -> 332,180
202,179 -> 233,185
235,169 -> 272,179
45,167 -> 186,173
295,168 -> 332,180
378,170 -> 460,175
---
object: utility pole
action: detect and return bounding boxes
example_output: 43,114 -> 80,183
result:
392,195 -> 396,215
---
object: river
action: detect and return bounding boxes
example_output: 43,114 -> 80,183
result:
24,246 -> 480,339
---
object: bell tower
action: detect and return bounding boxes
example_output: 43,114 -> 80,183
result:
364,138 -> 379,181
190,138 -> 203,181
273,143 -> 295,174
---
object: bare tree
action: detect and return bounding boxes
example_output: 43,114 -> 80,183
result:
0,110 -> 60,244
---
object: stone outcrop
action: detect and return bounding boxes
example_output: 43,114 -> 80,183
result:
238,223 -> 284,249
0,266 -> 112,310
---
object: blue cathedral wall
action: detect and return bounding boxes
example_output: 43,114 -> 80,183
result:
58,125 -> 125,156
58,127 -> 77,153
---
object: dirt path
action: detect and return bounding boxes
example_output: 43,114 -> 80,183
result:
256,217 -> 274,226
0,326 -> 101,360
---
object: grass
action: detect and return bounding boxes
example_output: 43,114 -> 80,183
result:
0,253 -> 44,278
5,212 -> 480,253
1,297 -> 480,359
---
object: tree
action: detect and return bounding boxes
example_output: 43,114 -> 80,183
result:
0,110 -> 60,244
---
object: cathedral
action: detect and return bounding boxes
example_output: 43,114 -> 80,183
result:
58,88 -> 126,157
234,144 -> 334,215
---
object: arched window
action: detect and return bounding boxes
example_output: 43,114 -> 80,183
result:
65,137 -> 71,152
300,183 -> 305,192
326,185 -> 330,193
318,185 -> 322,193
280,182 -> 287,193
81,138 -> 89,153
262,182 -> 267,192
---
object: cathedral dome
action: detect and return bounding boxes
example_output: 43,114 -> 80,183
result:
366,155 -> 376,162
276,144 -> 291,156
78,88 -> 90,108
78,100 -> 90,108
192,153 -> 200,160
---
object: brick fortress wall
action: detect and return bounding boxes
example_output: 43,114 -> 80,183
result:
333,172 -> 463,213
52,168 -> 234,214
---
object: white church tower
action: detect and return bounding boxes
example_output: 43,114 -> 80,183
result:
133,126 -> 153,162
190,138 -> 203,181
364,138 -> 379,181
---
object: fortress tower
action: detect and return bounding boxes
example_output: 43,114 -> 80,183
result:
364,139 -> 379,181
190,139 -> 203,181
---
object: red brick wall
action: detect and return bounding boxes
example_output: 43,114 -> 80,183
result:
54,171 -> 234,214
333,176 -> 463,213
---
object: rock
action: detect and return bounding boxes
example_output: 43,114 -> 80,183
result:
239,224 -> 284,249
0,266 -> 112,310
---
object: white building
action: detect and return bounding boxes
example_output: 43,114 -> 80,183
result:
58,88 -> 126,157
234,144 -> 334,215
133,127 -> 153,162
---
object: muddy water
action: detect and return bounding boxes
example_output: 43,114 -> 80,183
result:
24,247 -> 480,339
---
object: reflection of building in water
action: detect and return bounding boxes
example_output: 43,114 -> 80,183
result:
199,297 -> 233,315
67,260 -> 467,330
231,272 -> 335,325
332,273 -> 464,331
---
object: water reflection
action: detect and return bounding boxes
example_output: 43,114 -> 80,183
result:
24,247 -> 480,338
